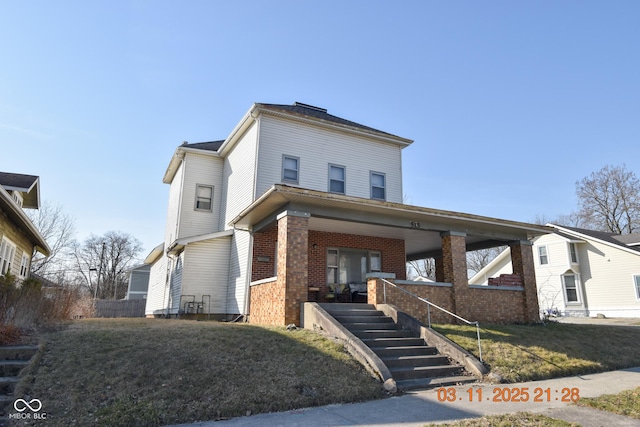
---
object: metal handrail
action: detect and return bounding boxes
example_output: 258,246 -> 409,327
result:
381,278 -> 483,362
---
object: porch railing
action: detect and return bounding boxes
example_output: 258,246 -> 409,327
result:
381,278 -> 483,362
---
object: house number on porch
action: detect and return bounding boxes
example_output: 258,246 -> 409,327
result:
410,221 -> 421,229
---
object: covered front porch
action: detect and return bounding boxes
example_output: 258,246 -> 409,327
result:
233,185 -> 550,326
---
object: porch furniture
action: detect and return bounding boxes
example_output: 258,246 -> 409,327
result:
349,282 -> 368,303
324,283 -> 347,302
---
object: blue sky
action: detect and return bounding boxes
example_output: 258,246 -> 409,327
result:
2,1 -> 639,256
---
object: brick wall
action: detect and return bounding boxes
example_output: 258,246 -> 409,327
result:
248,279 -> 285,325
488,274 -> 523,287
252,227 -> 406,302
370,279 -> 531,324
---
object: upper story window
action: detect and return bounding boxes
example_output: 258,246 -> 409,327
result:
634,275 -> 640,300
569,243 -> 578,263
370,172 -> 386,201
195,185 -> 213,211
329,164 -> 346,194
282,155 -> 299,184
538,245 -> 549,265
0,237 -> 16,275
19,253 -> 29,278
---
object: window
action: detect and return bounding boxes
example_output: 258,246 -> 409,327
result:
329,164 -> 346,194
370,172 -> 386,200
563,273 -> 579,303
327,249 -> 339,284
195,185 -> 213,211
282,155 -> 299,184
370,251 -> 381,272
0,238 -> 16,275
569,243 -> 578,263
538,246 -> 549,265
326,248 -> 380,284
634,275 -> 640,300
19,253 -> 29,278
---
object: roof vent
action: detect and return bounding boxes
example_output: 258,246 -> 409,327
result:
181,141 -> 189,146
294,102 -> 327,113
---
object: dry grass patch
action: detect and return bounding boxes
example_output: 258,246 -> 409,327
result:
433,322 -> 640,383
577,387 -> 640,419
425,412 -> 578,426
14,318 -> 385,427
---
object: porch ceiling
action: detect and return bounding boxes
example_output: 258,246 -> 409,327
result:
231,185 -> 552,259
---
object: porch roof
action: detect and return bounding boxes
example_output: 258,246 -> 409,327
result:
230,185 -> 552,259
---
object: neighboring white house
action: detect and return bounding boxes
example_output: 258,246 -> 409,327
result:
470,224 -> 640,318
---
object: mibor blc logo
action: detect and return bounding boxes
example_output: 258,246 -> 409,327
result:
10,398 -> 47,420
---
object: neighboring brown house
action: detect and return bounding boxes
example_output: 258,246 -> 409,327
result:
0,172 -> 50,280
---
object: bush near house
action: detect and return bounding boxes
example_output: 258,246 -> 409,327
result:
0,273 -> 87,345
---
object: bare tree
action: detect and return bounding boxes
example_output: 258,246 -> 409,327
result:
73,231 -> 143,299
466,247 -> 506,276
576,165 -> 640,234
25,200 -> 76,277
406,258 -> 436,281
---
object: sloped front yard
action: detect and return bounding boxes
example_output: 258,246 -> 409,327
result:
14,319 -> 385,427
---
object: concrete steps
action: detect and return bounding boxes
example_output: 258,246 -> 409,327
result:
0,345 -> 39,424
320,303 -> 476,391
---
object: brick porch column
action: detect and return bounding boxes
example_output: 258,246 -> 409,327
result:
440,231 -> 468,315
277,210 -> 309,326
509,240 -> 540,323
435,256 -> 445,282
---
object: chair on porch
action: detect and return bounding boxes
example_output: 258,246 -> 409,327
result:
324,283 -> 347,303
349,282 -> 368,303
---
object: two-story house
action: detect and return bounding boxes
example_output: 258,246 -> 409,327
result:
0,172 -> 50,280
146,102 -> 550,325
470,224 -> 640,318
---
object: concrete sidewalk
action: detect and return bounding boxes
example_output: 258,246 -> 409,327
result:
166,367 -> 640,427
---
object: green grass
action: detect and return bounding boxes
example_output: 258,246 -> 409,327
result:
15,319 -> 385,427
433,322 -> 640,383
577,387 -> 640,419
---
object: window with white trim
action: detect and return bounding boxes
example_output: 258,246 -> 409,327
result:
195,185 -> 213,211
538,245 -> 549,265
634,275 -> 640,300
370,172 -> 386,200
328,164 -> 345,194
569,243 -> 578,263
282,155 -> 299,184
326,248 -> 381,284
0,238 -> 16,275
19,253 -> 29,278
563,273 -> 580,303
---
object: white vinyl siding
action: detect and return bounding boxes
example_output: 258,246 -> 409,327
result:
181,235 -> 231,314
178,154 -> 223,239
226,230 -> 251,314
222,121 -> 259,228
255,116 -> 404,202
146,256 -> 169,316
167,253 -> 183,315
